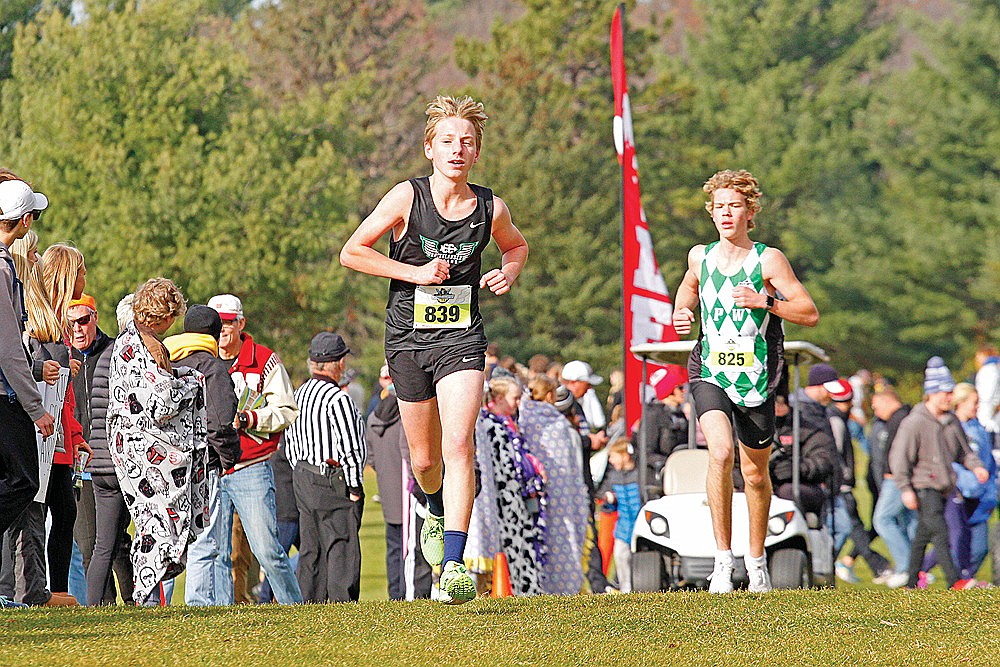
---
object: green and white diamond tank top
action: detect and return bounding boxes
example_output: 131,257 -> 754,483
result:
687,241 -> 784,407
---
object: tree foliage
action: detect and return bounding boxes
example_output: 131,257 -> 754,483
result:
859,0 -> 1000,372
0,0 -> 365,378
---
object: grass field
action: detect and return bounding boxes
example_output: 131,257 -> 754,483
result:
11,449 -> 998,665
6,588 -> 1000,666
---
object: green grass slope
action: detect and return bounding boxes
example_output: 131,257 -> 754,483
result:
5,589 -> 1000,667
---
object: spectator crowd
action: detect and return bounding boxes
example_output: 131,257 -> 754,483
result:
2,172 -> 999,607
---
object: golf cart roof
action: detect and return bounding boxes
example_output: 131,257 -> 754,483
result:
630,340 -> 829,365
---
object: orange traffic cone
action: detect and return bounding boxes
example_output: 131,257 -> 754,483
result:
491,552 -> 514,598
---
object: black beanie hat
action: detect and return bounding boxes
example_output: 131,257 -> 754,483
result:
184,305 -> 223,340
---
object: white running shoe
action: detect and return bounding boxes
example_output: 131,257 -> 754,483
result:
708,559 -> 735,594
885,572 -> 909,589
747,564 -> 772,593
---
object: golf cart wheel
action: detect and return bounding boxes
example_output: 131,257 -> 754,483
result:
631,551 -> 666,592
770,548 -> 812,590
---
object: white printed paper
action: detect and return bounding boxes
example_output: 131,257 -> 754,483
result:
34,367 -> 69,503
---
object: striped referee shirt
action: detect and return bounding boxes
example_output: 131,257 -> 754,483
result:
283,375 -> 367,489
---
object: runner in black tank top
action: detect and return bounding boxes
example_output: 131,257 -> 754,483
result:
340,96 -> 528,605
385,176 -> 493,352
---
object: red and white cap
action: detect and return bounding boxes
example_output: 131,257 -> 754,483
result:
648,364 -> 689,401
825,378 -> 854,402
207,294 -> 243,321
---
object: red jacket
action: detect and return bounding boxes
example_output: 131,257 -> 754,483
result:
54,381 -> 85,466
228,333 -> 299,466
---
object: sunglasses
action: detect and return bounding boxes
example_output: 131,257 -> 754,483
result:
29,210 -> 42,221
70,313 -> 93,327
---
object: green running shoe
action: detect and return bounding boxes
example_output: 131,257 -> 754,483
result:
421,512 -> 445,567
439,561 -> 476,605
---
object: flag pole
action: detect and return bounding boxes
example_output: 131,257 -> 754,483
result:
618,1 -> 627,426
613,3 -> 649,500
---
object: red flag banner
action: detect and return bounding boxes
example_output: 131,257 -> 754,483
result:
611,6 -> 681,433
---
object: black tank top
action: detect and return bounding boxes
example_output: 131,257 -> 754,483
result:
384,176 -> 493,351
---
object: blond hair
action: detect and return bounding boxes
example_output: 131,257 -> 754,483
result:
528,375 -> 557,402
424,95 -> 488,150
952,382 -> 977,407
608,436 -> 632,457
40,243 -> 85,329
487,374 -> 521,402
10,231 -> 63,343
703,169 -> 763,219
132,277 -> 186,328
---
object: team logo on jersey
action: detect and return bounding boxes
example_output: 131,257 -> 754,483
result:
430,288 -> 457,304
420,236 -> 478,263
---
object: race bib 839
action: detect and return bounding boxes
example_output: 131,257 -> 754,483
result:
413,285 -> 472,329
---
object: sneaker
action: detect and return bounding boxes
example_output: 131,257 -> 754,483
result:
420,512 -> 445,567
916,571 -> 929,589
836,562 -> 859,584
708,559 -> 735,594
439,561 -> 476,605
885,572 -> 909,589
871,569 -> 894,585
1,595 -> 28,609
951,578 -> 978,590
747,565 -> 772,593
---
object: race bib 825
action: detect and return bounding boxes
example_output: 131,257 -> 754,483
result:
707,335 -> 755,370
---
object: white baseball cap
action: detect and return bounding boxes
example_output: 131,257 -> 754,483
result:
561,360 -> 603,386
207,294 -> 244,321
0,180 -> 48,221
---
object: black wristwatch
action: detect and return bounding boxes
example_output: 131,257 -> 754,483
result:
765,295 -> 775,310
237,412 -> 249,430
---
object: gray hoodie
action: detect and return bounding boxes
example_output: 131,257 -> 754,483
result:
890,401 -> 982,493
0,240 -> 44,420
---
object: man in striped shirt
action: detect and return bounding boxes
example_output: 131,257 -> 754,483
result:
283,332 -> 367,602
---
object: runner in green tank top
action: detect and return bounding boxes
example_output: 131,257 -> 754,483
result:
672,170 -> 818,594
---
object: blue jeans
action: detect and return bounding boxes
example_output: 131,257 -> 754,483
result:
143,578 -> 175,606
189,462 -> 302,605
970,521 -> 989,577
185,470 -> 223,606
827,495 -> 853,554
68,542 -> 87,604
259,519 -> 299,604
872,479 -> 916,573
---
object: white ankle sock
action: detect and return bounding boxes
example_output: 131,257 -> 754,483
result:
716,549 -> 735,564
745,553 -> 767,570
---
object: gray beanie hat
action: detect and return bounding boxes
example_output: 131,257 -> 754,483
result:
924,356 -> 956,395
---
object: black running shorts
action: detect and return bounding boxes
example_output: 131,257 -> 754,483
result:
689,380 -> 775,449
386,344 -> 487,402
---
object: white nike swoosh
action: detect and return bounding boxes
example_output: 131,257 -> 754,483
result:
461,356 -> 478,363
470,219 -> 488,228
758,438 -> 771,446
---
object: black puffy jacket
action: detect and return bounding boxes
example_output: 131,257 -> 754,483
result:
772,390 -> 837,489
71,330 -> 115,475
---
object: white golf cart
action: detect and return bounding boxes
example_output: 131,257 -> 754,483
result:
627,341 -> 835,591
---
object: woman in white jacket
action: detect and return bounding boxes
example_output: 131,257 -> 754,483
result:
106,277 -> 209,604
